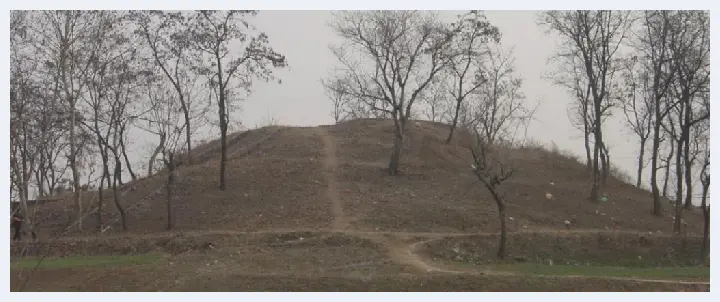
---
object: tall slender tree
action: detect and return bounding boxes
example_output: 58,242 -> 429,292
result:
540,11 -> 632,201
328,11 -> 454,175
444,11 -> 500,144
188,10 -> 286,190
619,56 -> 654,188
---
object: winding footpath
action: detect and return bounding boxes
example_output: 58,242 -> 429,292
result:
313,127 -> 710,287
317,126 -> 349,231
36,127 -> 708,288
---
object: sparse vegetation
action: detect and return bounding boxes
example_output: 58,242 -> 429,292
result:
482,263 -> 709,280
12,254 -> 162,269
10,10 -> 710,292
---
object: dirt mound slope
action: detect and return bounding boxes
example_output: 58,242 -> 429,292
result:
29,119 -> 704,237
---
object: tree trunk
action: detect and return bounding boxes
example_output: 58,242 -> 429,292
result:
112,156 -> 128,231
584,126 -> 592,172
445,99 -> 463,144
683,128 -> 693,210
20,146 -> 30,203
590,134 -> 601,202
120,131 -> 137,182
650,96 -> 664,216
35,158 -> 46,198
662,141 -> 674,198
497,200 -> 507,260
682,89 -> 695,210
180,99 -> 193,165
97,155 -> 110,232
165,153 -> 175,230
388,118 -> 406,176
148,133 -> 166,177
96,173 -> 105,232
636,139 -> 646,188
673,137 -> 683,233
700,179 -> 709,263
216,54 -> 227,190
116,162 -> 123,186
600,142 -> 609,186
11,162 -> 31,236
69,102 -> 82,230
219,96 -> 228,190
388,133 -> 404,176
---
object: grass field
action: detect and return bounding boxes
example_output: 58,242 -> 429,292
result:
12,254 -> 707,281
10,254 -> 709,292
10,254 -> 162,269
484,263 -> 710,281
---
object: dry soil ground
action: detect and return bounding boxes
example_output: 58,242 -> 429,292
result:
11,120 -> 710,291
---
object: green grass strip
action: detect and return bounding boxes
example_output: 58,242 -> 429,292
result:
487,263 -> 710,280
10,254 -> 162,269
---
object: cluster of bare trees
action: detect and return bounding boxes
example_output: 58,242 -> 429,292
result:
540,11 -> 632,206
323,11 -> 531,171
539,11 -> 709,260
324,10 -> 708,260
323,11 -> 534,259
9,10 -> 286,232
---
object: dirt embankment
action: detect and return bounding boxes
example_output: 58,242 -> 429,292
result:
421,232 -> 705,267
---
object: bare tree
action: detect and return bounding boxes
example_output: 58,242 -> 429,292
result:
33,93 -> 71,198
10,67 -> 41,232
472,47 -> 534,146
158,89 -> 186,231
12,11 -> 70,201
619,56 -> 654,187
128,62 -> 189,230
549,53 -> 593,170
444,11 -> 499,143
10,10 -> 39,226
325,72 -> 396,121
188,10 -> 287,190
328,11 -> 454,175
322,77 -> 351,124
82,49 -> 114,232
633,11 -> 684,216
659,127 -> 675,199
76,11 -> 139,231
469,132 -> 513,260
107,51 -> 147,232
133,11 -> 209,165
11,11 -> 83,233
419,76 -> 450,123
540,11 -> 632,202
31,11 -> 117,229
698,140 -> 709,263
655,11 -> 710,231
139,78 -> 173,177
464,46 -> 533,259
672,11 -> 709,212
162,149 -> 178,230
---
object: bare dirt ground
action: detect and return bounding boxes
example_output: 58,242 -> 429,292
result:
10,228 -> 710,291
317,126 -> 349,231
12,120 -> 710,291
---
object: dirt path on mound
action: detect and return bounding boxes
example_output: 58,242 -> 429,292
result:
18,126 -> 707,290
316,127 -> 349,231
